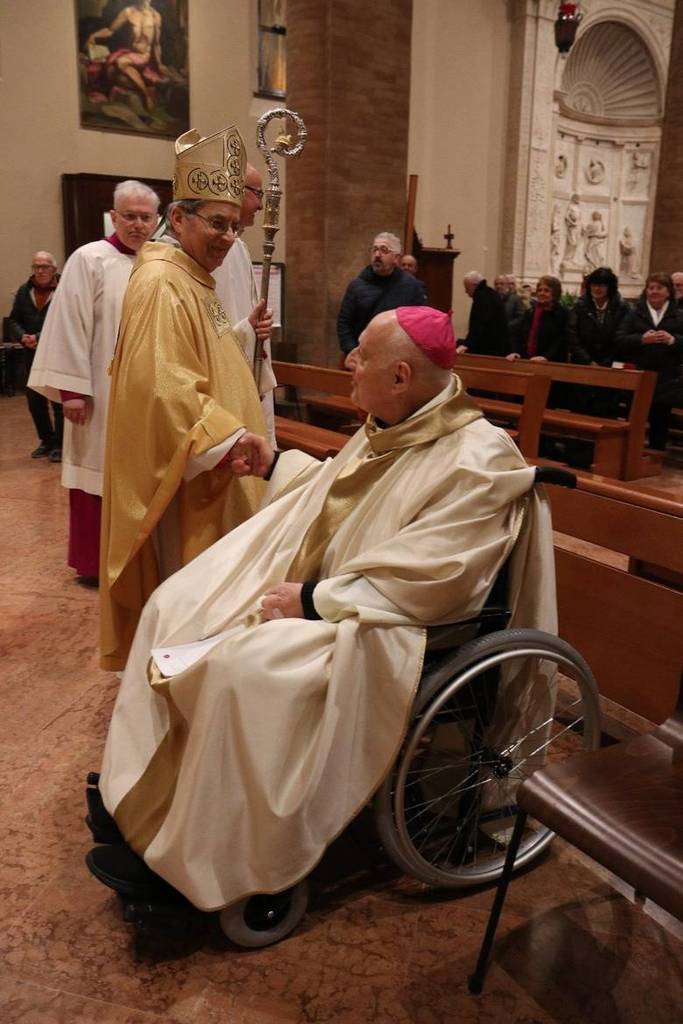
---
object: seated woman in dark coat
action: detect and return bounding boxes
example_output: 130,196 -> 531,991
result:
568,266 -> 631,416
570,267 -> 629,366
616,271 -> 683,450
507,275 -> 569,364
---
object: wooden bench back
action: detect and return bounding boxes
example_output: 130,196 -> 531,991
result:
458,367 -> 550,458
273,361 -> 550,458
456,353 -> 651,392
273,361 -> 352,397
456,353 -> 657,479
544,477 -> 683,724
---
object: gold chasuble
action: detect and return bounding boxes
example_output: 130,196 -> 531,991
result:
100,242 -> 265,671
100,380 -> 557,911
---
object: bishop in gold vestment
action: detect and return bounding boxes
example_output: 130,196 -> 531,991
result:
89,308 -> 557,912
100,123 -> 269,670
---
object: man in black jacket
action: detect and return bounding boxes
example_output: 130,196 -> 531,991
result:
457,272 -> 509,356
494,274 -> 525,335
337,233 -> 426,356
7,252 -> 63,460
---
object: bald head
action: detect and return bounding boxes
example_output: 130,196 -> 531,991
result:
400,254 -> 418,275
345,310 -> 452,424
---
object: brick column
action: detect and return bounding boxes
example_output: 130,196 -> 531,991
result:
285,0 -> 413,365
650,1 -> 683,271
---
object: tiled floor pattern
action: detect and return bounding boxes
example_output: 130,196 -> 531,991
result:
1,394 -> 682,1023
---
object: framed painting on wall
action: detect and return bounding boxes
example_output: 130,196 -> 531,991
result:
75,0 -> 189,139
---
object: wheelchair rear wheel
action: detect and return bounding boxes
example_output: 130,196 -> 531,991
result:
374,629 -> 600,888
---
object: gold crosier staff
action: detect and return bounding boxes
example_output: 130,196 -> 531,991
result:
253,108 -> 307,391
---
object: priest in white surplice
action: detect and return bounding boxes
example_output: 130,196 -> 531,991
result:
86,306 -> 556,912
28,180 -> 160,582
213,164 -> 277,445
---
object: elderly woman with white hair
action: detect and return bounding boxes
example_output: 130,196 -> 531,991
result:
28,179 -> 160,585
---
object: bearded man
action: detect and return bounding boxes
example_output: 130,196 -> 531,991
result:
337,232 -> 426,355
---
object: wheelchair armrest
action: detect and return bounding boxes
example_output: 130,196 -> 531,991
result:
426,607 -> 511,652
534,466 -> 577,488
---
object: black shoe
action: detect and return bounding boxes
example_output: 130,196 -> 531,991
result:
85,776 -> 124,845
49,447 -> 62,463
31,444 -> 51,459
86,844 -> 176,900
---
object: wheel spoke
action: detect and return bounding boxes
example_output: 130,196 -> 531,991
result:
375,636 -> 600,888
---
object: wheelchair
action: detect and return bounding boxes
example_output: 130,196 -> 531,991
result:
214,467 -> 602,948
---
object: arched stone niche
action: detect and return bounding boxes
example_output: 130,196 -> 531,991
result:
501,0 -> 673,298
551,19 -> 663,296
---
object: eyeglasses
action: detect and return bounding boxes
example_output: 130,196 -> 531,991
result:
244,186 -> 264,200
371,245 -> 397,255
116,211 -> 158,224
190,210 -> 239,235
32,264 -> 54,271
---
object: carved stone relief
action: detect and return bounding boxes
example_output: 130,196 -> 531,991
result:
550,203 -> 563,275
555,153 -> 568,179
562,194 -> 582,268
585,158 -> 605,185
583,209 -> 608,272
619,227 -> 638,277
626,149 -> 651,194
502,2 -> 671,297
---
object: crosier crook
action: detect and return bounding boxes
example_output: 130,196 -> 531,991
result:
254,108 -> 307,390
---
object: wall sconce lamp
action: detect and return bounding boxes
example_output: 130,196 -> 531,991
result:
555,2 -> 582,55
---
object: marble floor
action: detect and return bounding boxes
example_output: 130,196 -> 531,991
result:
1,393 -> 682,1024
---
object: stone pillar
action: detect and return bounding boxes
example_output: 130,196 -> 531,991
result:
285,0 -> 413,365
650,0 -> 683,272
501,0 -> 558,282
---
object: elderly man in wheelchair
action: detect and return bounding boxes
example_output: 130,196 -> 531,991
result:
85,306 -> 599,947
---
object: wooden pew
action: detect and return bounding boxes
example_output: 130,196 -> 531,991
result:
543,472 -> 683,726
458,367 -> 549,459
273,361 -> 551,459
272,362 -> 352,458
273,416 -> 347,460
456,353 -> 659,480
272,360 -> 353,398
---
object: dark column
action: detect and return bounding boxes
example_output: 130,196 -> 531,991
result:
285,0 -> 413,365
650,1 -> 683,271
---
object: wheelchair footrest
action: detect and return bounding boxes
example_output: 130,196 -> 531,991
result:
119,895 -> 194,928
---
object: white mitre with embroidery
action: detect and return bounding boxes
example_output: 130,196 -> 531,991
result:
173,124 -> 246,204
